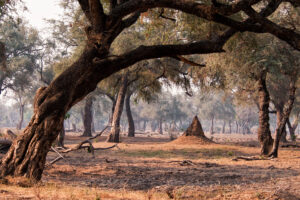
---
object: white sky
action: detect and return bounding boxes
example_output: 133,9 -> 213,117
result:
22,0 -> 63,31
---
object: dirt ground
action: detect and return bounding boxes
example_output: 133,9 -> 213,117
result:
0,132 -> 300,200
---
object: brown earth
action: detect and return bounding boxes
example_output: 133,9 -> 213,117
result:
0,133 -> 299,200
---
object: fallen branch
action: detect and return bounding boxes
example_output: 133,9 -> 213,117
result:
232,156 -> 272,161
48,125 -> 118,165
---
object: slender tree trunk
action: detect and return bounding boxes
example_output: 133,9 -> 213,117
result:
292,111 -> 299,133
109,99 -> 116,124
222,120 -> 226,134
286,118 -> 296,141
72,123 -> 77,132
57,124 -> 65,148
235,121 -> 239,133
107,74 -> 128,142
159,119 -> 163,134
143,120 -> 147,132
151,121 -> 157,132
210,115 -> 214,135
17,104 -> 25,130
126,91 -> 135,137
82,96 -> 94,137
257,71 -> 274,155
275,103 -> 288,143
269,79 -> 296,157
229,120 -> 232,134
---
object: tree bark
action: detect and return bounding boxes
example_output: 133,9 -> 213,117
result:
82,96 -> 94,137
228,120 -> 232,134
257,71 -> 273,155
269,79 -> 297,157
106,74 -> 128,142
126,91 -> 135,137
17,104 -> 25,130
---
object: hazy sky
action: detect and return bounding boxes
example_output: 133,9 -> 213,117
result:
22,0 -> 63,31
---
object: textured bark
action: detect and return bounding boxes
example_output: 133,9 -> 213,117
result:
106,74 -> 128,142
82,96 -> 94,137
17,104 -> 25,130
257,71 -> 273,155
269,80 -> 297,157
126,91 -> 135,137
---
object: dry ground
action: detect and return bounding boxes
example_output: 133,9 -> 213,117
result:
0,132 -> 300,200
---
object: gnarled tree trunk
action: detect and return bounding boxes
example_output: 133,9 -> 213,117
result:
82,96 -> 94,137
126,91 -> 135,137
106,74 -> 128,143
257,71 -> 273,155
0,43 -> 113,181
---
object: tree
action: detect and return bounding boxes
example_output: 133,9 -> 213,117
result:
1,0 -> 300,181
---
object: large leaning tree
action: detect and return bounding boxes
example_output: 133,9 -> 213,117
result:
1,0 -> 300,181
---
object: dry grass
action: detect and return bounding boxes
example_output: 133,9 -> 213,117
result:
0,133 -> 300,200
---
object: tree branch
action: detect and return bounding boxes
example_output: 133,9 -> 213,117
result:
88,0 -> 106,32
243,5 -> 300,50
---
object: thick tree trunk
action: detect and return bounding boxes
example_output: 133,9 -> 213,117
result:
0,43 -> 113,180
286,118 -> 296,141
126,91 -> 135,137
82,96 -> 94,137
257,71 -> 273,155
269,80 -> 296,158
57,124 -> 65,148
107,74 -> 128,143
17,104 -> 25,130
210,115 -> 214,135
